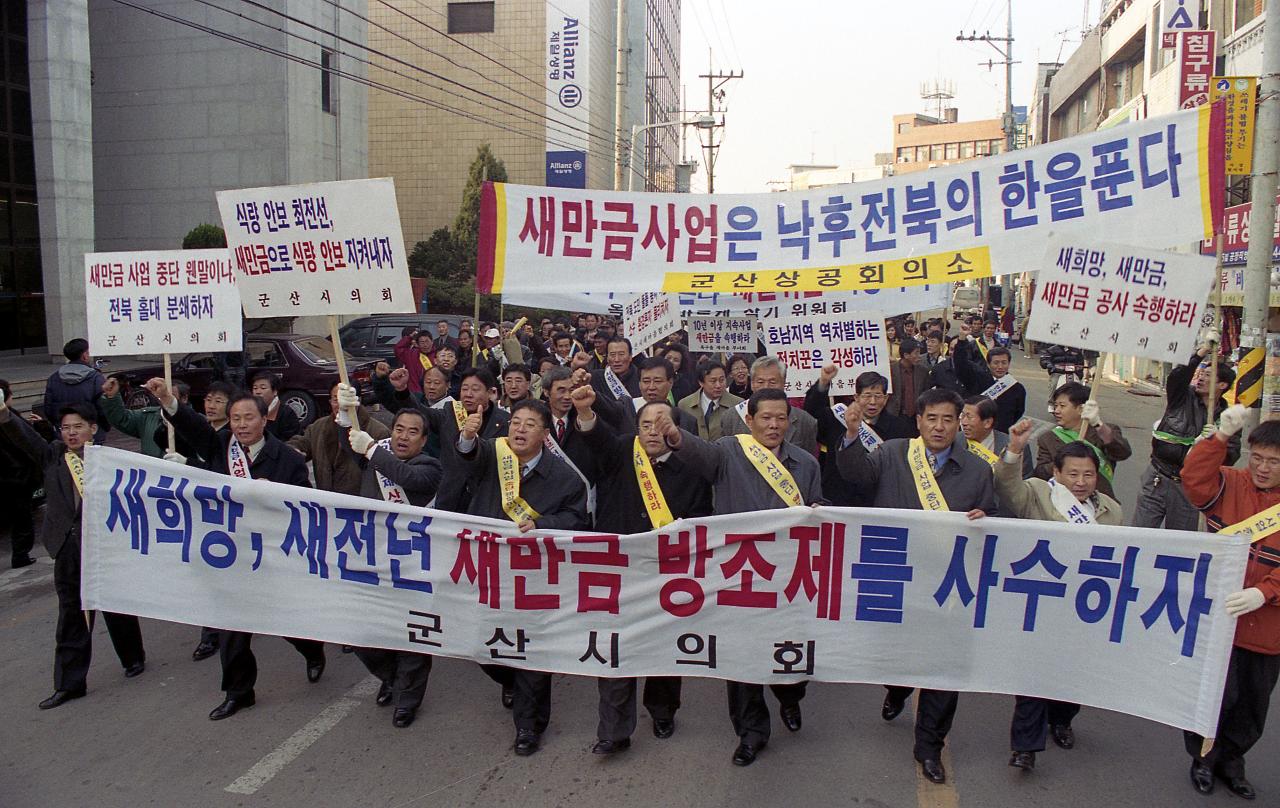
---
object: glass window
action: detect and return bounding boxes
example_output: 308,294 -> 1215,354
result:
960,141 -> 975,158
1235,0 -> 1262,32
448,2 -> 496,34
915,146 -> 929,162
320,49 -> 334,114
375,326 -> 406,347
247,340 -> 287,368
929,143 -> 944,160
944,142 -> 959,159
292,336 -> 341,365
896,147 -> 912,161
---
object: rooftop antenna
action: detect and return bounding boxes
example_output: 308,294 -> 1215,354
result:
920,79 -> 956,121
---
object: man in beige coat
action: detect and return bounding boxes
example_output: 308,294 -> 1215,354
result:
677,360 -> 742,441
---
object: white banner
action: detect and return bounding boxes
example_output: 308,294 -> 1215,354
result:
81,446 -> 1245,737
1160,0 -> 1196,48
763,312 -> 890,397
480,107 -> 1222,295
216,178 -> 415,318
622,292 -> 682,352
85,249 -> 243,356
1027,238 -> 1216,364
544,0 -> 590,188
688,316 -> 758,354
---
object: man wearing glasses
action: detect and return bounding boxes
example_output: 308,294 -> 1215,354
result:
804,369 -> 913,506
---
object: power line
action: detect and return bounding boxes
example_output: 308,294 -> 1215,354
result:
713,0 -> 744,71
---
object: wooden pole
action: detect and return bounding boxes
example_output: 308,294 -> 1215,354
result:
328,315 -> 358,429
1206,234 -> 1225,427
162,352 -> 176,454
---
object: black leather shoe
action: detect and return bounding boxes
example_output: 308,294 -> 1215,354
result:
1009,751 -> 1035,770
1189,761 -> 1214,795
392,707 -> 416,728
780,704 -> 802,732
732,741 -> 765,767
652,718 -> 675,739
1049,723 -> 1075,749
882,693 -> 907,722
306,657 -> 325,684
123,661 -> 146,678
920,759 -> 946,784
11,553 -> 35,568
1221,775 -> 1256,800
209,694 -> 255,720
514,730 -> 540,756
591,738 -> 631,755
191,641 -> 219,661
375,682 -> 393,706
38,689 -> 85,710
501,686 -> 515,709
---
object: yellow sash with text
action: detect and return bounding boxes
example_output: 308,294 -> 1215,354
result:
494,437 -> 541,524
419,353 -> 434,372
452,400 -> 468,430
907,438 -> 949,511
1219,500 -> 1280,545
65,451 -> 85,498
734,434 -> 804,507
633,438 -> 675,529
966,439 -> 998,469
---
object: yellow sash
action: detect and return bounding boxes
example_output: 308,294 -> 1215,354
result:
452,400 -> 468,430
966,439 -> 998,469
734,434 -> 804,506
419,353 -> 433,372
976,339 -> 989,360
907,438 -> 950,511
65,451 -> 85,498
1219,500 -> 1280,545
633,438 -> 675,529
494,437 -> 541,524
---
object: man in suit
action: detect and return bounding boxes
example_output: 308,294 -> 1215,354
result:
250,372 -> 302,441
663,389 -> 824,767
722,357 -> 818,455
838,387 -> 996,786
805,368 -> 913,506
677,360 -> 742,442
593,356 -> 698,433
571,387 -> 712,753
886,338 -> 932,422
590,336 -> 642,402
0,398 -> 146,709
456,399 -> 589,757
961,395 -> 1033,479
150,381 -> 325,720
952,343 -> 1026,433
345,408 -> 443,729
411,367 -> 511,512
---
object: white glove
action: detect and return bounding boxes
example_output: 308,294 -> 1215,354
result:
163,451 -> 187,465
336,383 -> 359,411
335,408 -> 351,428
1080,400 -> 1100,425
348,428 -> 375,457
1225,587 -> 1266,617
0,388 -> 7,412
1201,328 -> 1221,346
1219,404 -> 1249,436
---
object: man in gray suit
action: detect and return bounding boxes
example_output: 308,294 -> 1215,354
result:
961,395 -> 1033,480
677,360 -> 742,441
722,357 -> 818,456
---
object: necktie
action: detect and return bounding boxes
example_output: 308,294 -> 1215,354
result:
705,401 -> 716,427
926,451 -> 938,471
556,418 -> 566,444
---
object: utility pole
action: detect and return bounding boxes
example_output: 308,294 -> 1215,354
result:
613,0 -> 628,191
957,0 -> 1017,153
697,59 -> 743,193
1238,10 -> 1280,436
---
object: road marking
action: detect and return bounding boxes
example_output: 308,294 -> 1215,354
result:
225,676 -> 381,795
913,698 -> 960,808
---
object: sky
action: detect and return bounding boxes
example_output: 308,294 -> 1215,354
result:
677,0 -> 1096,192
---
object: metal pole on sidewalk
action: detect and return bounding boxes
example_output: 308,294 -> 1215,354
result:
1239,11 -> 1280,439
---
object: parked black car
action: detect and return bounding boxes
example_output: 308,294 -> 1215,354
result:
112,334 -> 380,425
338,314 -> 471,363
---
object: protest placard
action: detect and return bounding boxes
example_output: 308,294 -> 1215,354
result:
216,177 -> 415,319
85,249 -> 242,356
688,316 -> 757,354
83,445 -> 1244,737
622,292 -> 682,352
1027,238 -> 1217,364
762,311 -> 890,396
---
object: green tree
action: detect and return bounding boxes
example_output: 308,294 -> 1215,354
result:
409,228 -> 471,312
182,223 -> 227,249
452,143 -> 508,286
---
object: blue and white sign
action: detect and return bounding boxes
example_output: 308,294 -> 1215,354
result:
546,1 -> 590,189
546,150 -> 587,188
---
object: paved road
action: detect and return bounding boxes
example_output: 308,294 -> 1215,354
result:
2,354 -> 1275,807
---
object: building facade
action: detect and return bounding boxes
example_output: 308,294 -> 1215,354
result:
891,110 -> 1005,175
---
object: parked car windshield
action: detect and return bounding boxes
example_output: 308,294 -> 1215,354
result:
293,336 -> 339,365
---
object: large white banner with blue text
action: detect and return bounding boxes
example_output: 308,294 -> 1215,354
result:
81,446 -> 1246,736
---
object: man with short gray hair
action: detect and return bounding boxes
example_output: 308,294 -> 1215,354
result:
722,357 -> 818,455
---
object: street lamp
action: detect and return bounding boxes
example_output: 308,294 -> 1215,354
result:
628,114 -> 716,191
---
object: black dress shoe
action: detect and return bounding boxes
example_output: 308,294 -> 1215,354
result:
920,759 -> 946,784
1189,761 -> 1215,794
780,704 -> 802,732
513,730 -> 540,756
123,661 -> 146,678
882,693 -> 907,722
1049,723 -> 1075,749
392,707 -> 416,728
191,641 -> 219,662
732,741 -> 765,767
11,553 -> 35,568
591,738 -> 631,755
38,689 -> 86,710
375,682 -> 394,706
1221,775 -> 1255,800
652,718 -> 675,739
306,657 -> 325,684
1009,751 -> 1035,770
501,686 -> 515,709
209,694 -> 255,721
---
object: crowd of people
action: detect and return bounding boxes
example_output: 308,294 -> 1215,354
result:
1,310 -> 1277,800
